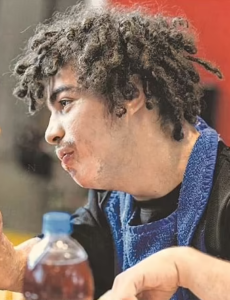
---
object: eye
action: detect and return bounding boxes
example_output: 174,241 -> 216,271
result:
59,99 -> 72,108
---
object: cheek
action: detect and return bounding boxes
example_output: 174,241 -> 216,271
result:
65,112 -> 104,158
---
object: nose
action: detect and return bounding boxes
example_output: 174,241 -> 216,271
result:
45,115 -> 64,145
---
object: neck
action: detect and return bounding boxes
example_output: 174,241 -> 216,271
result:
116,122 -> 200,200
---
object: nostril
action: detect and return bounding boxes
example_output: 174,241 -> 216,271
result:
53,136 -> 60,143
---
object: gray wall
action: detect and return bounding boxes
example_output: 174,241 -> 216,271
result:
0,0 -> 87,234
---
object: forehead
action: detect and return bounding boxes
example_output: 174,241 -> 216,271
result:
48,64 -> 77,93
45,63 -> 107,112
46,64 -> 78,109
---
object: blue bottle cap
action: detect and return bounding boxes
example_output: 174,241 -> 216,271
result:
42,212 -> 73,235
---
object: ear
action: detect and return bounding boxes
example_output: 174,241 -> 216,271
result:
125,82 -> 146,116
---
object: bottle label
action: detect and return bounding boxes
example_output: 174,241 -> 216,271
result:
28,240 -> 50,270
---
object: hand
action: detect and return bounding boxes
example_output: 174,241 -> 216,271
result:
0,212 -> 39,292
100,247 -> 183,300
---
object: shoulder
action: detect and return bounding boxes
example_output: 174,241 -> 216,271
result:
211,141 -> 230,208
215,141 -> 230,166
213,141 -> 230,187
215,141 -> 230,224
205,141 -> 230,259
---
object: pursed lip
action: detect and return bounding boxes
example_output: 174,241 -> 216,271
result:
56,148 -> 74,162
61,152 -> 74,168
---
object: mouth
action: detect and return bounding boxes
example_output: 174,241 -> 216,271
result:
61,151 -> 74,166
61,153 -> 76,178
56,148 -> 74,165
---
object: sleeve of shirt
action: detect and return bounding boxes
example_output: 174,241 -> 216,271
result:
71,190 -> 114,299
205,142 -> 230,260
224,197 -> 230,259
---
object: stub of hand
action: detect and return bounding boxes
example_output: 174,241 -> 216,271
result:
0,212 -> 40,292
100,247 -> 183,300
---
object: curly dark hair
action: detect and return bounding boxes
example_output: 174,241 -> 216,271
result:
13,3 -> 222,140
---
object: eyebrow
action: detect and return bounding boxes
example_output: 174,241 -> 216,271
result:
49,85 -> 79,105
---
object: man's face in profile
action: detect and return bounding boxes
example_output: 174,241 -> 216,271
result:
45,64 -> 133,191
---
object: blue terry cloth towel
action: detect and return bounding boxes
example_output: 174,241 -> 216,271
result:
104,119 -> 219,300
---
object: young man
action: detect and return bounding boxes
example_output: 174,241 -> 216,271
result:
1,3 -> 230,300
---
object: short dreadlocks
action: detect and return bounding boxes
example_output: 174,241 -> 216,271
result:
13,3 -> 222,140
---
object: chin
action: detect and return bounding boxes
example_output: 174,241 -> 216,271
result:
64,166 -> 87,187
73,173 -> 109,191
69,164 -> 106,190
71,172 -> 95,189
71,175 -> 87,188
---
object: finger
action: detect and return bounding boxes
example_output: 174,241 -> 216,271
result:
99,290 -> 137,300
112,271 -> 143,300
98,290 -> 112,300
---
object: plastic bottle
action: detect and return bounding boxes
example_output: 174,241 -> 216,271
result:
23,212 -> 94,300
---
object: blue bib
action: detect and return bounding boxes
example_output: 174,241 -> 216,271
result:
104,123 -> 219,300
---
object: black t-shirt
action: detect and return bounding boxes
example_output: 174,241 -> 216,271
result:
134,183 -> 181,225
67,142 -> 230,298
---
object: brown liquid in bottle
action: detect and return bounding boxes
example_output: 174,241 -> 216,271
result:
23,259 -> 94,300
